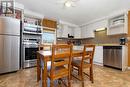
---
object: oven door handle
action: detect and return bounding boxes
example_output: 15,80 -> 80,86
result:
24,46 -> 38,48
23,44 -> 38,48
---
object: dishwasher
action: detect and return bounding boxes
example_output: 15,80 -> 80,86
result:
103,46 -> 122,69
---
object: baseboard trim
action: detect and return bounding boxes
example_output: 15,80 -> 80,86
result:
94,62 -> 103,66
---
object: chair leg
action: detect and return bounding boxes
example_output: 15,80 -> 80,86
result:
78,68 -> 80,75
90,66 -> 94,83
50,79 -> 54,87
71,65 -> 73,72
78,68 -> 82,78
68,76 -> 71,87
81,69 -> 84,87
71,66 -> 73,80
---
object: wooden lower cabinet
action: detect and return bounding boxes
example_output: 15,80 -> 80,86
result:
128,42 -> 130,66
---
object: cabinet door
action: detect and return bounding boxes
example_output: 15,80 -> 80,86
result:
81,25 -> 95,38
94,46 -> 103,65
113,48 -> 122,68
85,25 -> 95,38
42,19 -> 57,29
81,26 -> 87,38
84,19 -> 107,38
62,25 -> 69,37
68,26 -> 73,36
86,28 -> 95,38
62,25 -> 72,38
107,26 -> 125,35
92,19 -> 108,30
107,13 -> 128,35
57,25 -> 63,37
74,27 -> 81,38
103,48 -> 113,66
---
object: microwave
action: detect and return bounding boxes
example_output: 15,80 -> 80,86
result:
23,23 -> 42,34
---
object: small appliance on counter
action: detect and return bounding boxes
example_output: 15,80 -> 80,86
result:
74,40 -> 81,45
67,40 -> 74,45
68,34 -> 74,38
119,38 -> 127,45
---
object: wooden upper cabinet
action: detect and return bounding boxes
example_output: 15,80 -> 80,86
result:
128,11 -> 130,37
127,11 -> 130,66
42,19 -> 57,29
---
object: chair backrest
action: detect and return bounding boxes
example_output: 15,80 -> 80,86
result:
50,44 -> 73,78
38,44 -> 52,51
81,45 -> 95,66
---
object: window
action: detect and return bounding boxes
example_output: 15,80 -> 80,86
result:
42,30 -> 55,44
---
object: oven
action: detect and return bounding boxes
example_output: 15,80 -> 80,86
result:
23,40 -> 39,68
21,19 -> 42,68
25,47 -> 38,60
24,44 -> 38,58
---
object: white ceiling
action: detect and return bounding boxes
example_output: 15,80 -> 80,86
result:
16,0 -> 130,25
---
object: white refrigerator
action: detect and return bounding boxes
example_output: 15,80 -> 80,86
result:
0,17 -> 20,74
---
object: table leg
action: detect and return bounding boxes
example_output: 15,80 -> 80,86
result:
42,58 -> 47,87
37,53 -> 41,82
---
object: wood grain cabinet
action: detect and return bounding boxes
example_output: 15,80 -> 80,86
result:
127,11 -> 130,67
42,19 -> 57,29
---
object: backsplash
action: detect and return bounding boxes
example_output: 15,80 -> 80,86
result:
57,38 -> 83,45
82,30 -> 126,44
57,39 -> 68,44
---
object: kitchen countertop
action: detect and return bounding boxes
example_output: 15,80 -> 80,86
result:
74,44 -> 127,46
96,44 -> 122,46
96,44 -> 128,47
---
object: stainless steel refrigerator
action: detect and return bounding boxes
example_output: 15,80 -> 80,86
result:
0,17 -> 20,74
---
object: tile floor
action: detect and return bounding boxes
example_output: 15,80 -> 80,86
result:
0,65 -> 130,87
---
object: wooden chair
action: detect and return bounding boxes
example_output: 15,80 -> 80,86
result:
71,45 -> 95,87
38,44 -> 52,81
48,44 -> 72,87
38,44 -> 52,51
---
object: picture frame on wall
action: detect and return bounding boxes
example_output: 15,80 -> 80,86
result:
1,1 -> 14,14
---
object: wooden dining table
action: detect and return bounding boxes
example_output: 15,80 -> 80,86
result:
36,50 -> 86,87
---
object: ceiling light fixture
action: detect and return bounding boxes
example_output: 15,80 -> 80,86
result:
65,1 -> 71,7
63,0 -> 80,7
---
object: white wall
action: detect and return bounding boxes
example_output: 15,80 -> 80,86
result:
24,9 -> 44,19
59,20 -> 78,27
14,2 -> 24,10
81,9 -> 128,27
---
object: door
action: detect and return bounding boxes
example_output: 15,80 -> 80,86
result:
0,35 -> 20,73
